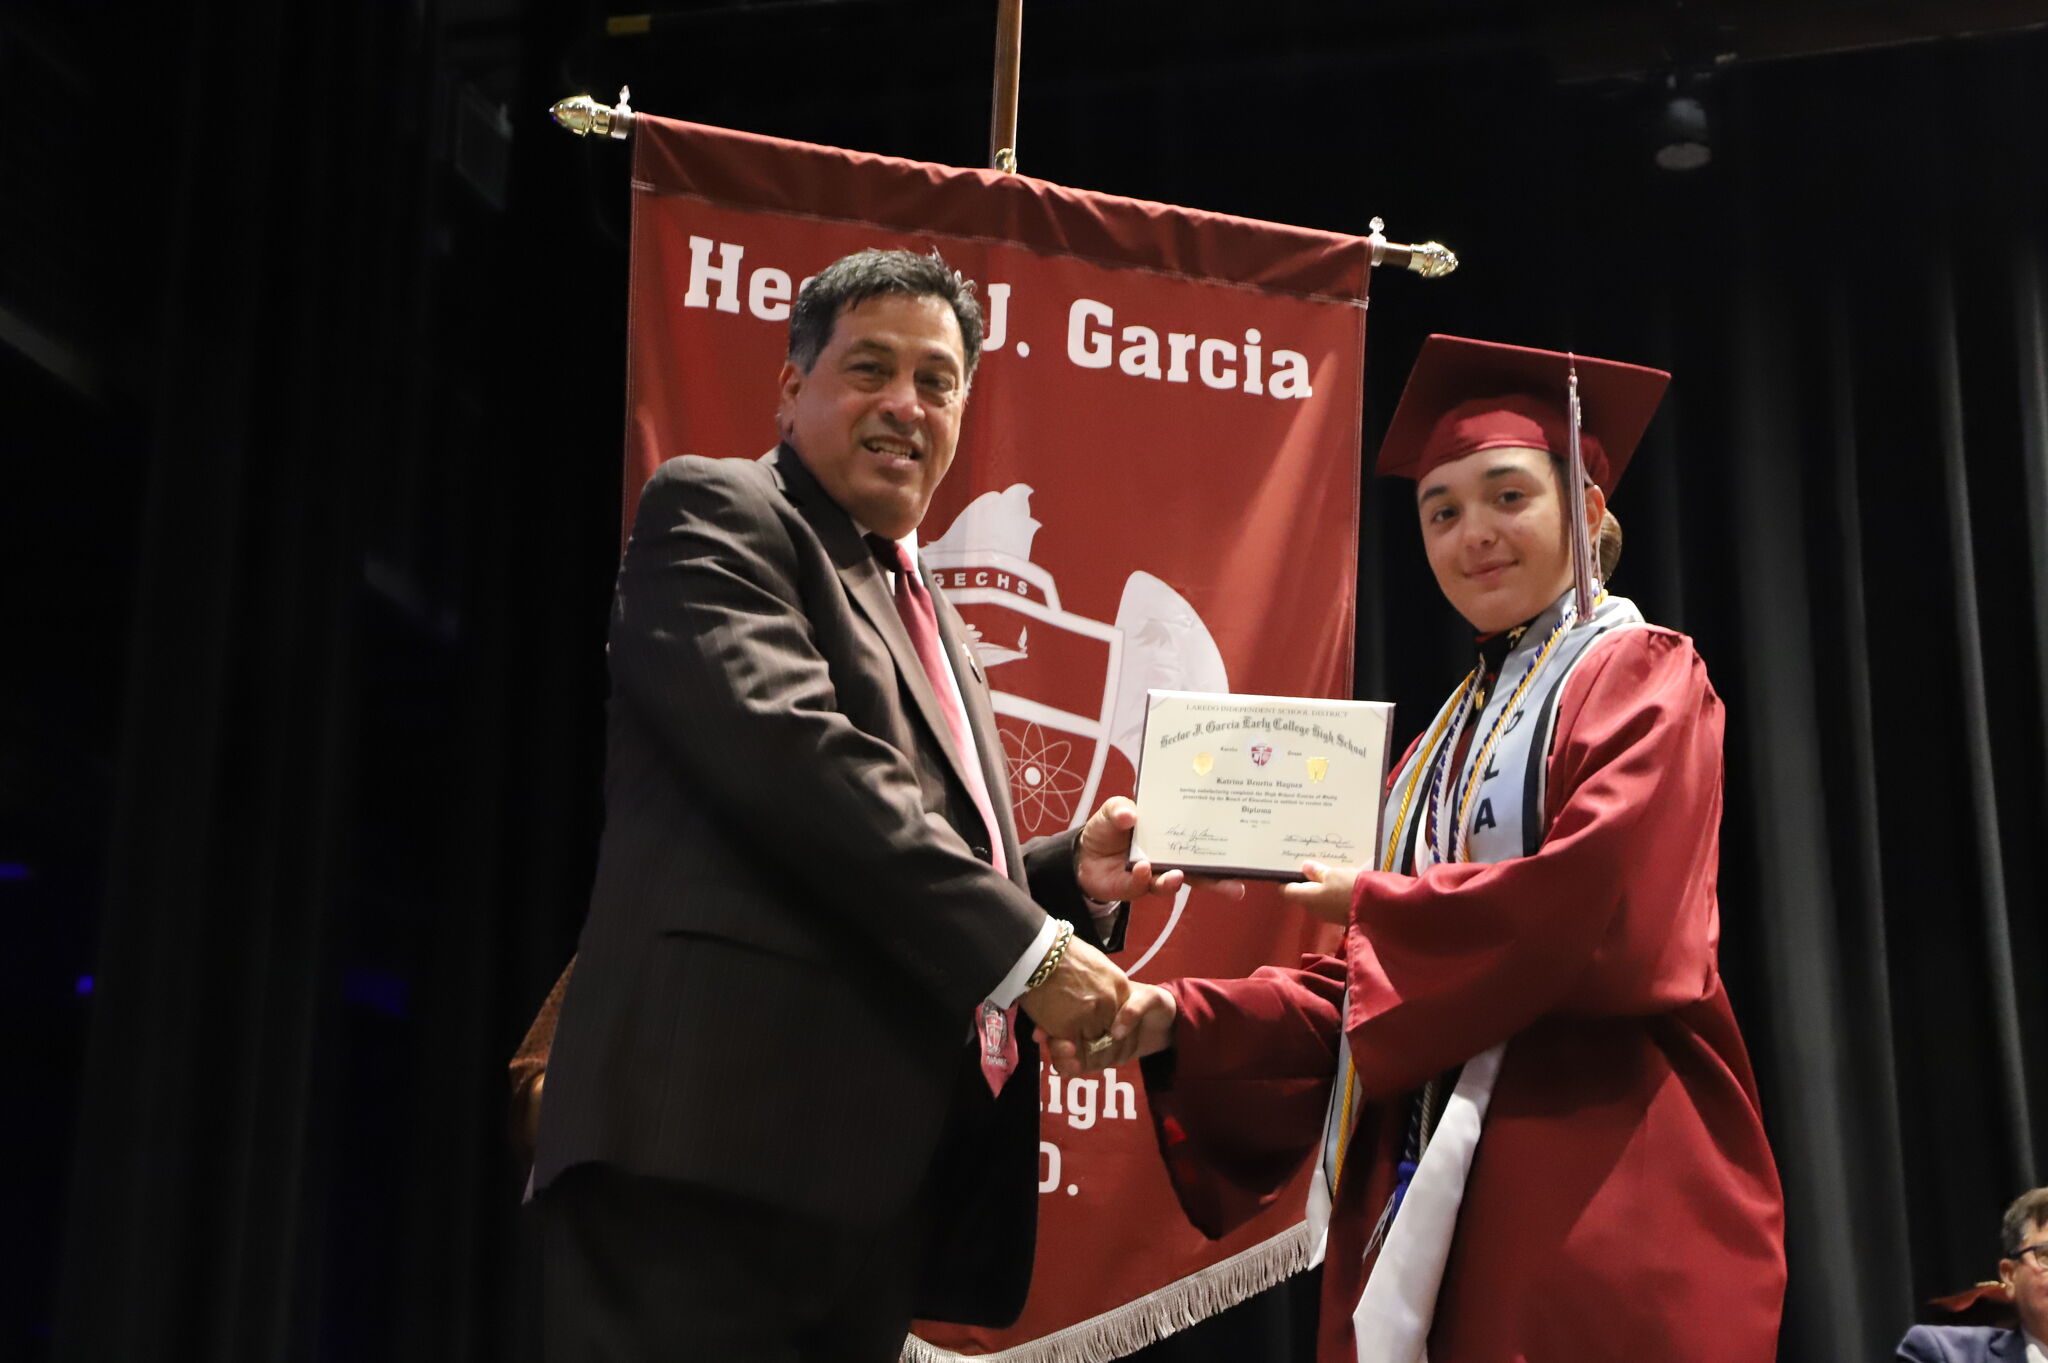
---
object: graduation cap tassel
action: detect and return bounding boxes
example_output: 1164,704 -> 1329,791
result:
1565,357 -> 1597,624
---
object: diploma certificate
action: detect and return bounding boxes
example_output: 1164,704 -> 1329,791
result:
1130,689 -> 1395,880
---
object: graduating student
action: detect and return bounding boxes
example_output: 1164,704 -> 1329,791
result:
1049,337 -> 1787,1363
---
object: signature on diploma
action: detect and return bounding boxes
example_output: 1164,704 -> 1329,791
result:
1163,824 -> 1228,856
1277,832 -> 1360,859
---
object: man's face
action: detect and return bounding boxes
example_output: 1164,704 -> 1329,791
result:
1417,445 -> 1600,634
2003,1216 -> 2048,1341
777,292 -> 969,541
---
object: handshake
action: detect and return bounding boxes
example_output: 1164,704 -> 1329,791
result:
1018,795 -> 1245,1078
1024,943 -> 1182,1078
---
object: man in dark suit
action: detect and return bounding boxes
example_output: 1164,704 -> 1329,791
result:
1898,1188 -> 2048,1363
531,249 -> 1206,1361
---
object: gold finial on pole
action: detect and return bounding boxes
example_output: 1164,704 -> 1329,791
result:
551,85 -> 635,139
990,0 -> 1023,170
1367,216 -> 1460,279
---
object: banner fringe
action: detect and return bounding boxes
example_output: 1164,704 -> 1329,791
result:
902,1219 -> 1315,1363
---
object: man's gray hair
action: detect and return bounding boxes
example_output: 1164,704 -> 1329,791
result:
787,248 -> 984,376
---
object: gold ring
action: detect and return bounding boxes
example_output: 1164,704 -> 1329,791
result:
1085,1034 -> 1116,1055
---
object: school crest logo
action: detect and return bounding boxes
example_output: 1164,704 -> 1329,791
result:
925,484 -> 1228,972
1250,744 -> 1273,767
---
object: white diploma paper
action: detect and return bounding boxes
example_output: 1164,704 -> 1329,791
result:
1130,689 -> 1395,880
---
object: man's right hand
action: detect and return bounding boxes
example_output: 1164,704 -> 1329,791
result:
1021,935 -> 1129,1044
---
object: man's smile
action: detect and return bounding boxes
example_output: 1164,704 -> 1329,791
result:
862,434 -> 923,467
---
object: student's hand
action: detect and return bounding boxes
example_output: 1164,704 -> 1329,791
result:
1280,860 -> 1357,926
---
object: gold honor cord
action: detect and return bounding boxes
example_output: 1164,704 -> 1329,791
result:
1381,672 -> 1476,878
1326,670 -> 1476,1195
1326,592 -> 1604,1194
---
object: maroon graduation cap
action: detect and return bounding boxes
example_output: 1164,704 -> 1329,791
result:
1375,335 -> 1671,496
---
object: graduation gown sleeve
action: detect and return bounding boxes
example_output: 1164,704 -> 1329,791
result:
1137,730 -> 1429,1237
1141,958 -> 1346,1236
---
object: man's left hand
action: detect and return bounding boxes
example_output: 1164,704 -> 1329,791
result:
1074,796 -> 1247,904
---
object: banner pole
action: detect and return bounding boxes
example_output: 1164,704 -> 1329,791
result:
541,90 -> 1459,279
550,87 -> 636,139
990,0 -> 1023,171
1366,216 -> 1458,278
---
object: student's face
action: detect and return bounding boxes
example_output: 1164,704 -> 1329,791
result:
1416,445 -> 1602,634
777,293 -> 969,541
2004,1217 -> 2048,1342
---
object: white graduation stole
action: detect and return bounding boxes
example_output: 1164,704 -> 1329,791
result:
1306,590 -> 1644,1362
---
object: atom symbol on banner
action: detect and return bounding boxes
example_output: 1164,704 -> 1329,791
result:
1002,722 -> 1086,834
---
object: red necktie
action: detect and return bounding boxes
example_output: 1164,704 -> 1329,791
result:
876,537 -> 1019,1094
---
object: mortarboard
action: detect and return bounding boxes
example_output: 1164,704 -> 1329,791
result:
1377,335 -> 1672,622
1375,335 -> 1671,495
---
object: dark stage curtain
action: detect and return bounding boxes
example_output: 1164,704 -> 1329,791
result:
37,9 -> 2047,1363
1552,43 -> 2048,1363
47,0 -> 624,1359
1359,34 -> 2048,1362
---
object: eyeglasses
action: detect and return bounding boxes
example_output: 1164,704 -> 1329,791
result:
2013,1241 -> 2048,1271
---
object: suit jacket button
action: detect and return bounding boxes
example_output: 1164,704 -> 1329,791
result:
972,843 -> 991,860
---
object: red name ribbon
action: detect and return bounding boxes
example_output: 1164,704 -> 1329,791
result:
624,113 -> 1366,1362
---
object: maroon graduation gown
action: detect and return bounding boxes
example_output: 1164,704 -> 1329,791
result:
1148,625 -> 1786,1363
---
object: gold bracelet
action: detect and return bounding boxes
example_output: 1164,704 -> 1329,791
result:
1025,920 -> 1075,991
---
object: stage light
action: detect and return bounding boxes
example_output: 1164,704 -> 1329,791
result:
1654,90 -> 1712,172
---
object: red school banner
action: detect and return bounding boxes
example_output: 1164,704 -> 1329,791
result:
625,114 -> 1367,1361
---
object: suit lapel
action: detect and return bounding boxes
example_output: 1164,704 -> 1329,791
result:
769,445 -> 988,821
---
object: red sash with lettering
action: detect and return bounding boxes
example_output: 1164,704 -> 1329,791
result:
624,114 -> 1364,1361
